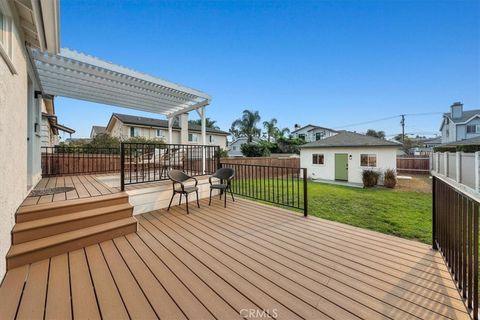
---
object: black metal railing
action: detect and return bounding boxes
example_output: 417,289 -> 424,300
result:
41,146 -> 120,176
433,175 -> 479,319
219,163 -> 308,216
120,143 -> 220,190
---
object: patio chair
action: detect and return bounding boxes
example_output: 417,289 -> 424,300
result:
208,167 -> 235,208
167,170 -> 200,214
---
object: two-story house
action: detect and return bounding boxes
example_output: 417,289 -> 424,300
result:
291,124 -> 338,142
105,113 -> 229,148
440,102 -> 480,143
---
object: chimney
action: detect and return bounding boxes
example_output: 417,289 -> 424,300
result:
451,102 -> 463,119
294,124 -> 301,130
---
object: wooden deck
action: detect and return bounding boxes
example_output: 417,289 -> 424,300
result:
0,198 -> 470,320
21,175 -> 119,207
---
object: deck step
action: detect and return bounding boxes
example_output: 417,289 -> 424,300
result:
7,217 -> 137,270
12,203 -> 133,244
16,192 -> 129,222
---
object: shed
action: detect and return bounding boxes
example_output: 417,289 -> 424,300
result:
300,131 -> 400,184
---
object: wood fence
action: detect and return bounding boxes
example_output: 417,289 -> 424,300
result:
396,156 -> 430,175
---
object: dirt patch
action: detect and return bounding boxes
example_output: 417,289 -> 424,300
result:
395,175 -> 432,193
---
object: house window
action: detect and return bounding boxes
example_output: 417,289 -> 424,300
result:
209,135 -> 215,143
315,132 -> 325,141
466,125 -> 480,134
232,146 -> 237,151
312,154 -> 324,165
130,127 -> 139,137
360,154 -> 377,167
0,7 -> 14,72
298,134 -> 306,141
446,129 -> 449,137
188,133 -> 198,142
156,129 -> 164,138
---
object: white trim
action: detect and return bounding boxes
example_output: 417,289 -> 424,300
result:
0,5 -> 16,74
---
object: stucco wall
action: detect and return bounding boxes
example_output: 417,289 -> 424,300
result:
300,147 -> 398,184
0,16 -> 42,277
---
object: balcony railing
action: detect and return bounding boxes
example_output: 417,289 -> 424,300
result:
120,143 -> 220,190
433,174 -> 479,319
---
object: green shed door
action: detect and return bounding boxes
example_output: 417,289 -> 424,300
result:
334,153 -> 348,181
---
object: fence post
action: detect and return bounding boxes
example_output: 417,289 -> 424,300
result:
444,152 -> 448,176
437,152 -> 440,173
120,143 -> 125,191
303,168 -> 308,217
476,151 -> 480,193
456,151 -> 461,183
432,176 -> 437,250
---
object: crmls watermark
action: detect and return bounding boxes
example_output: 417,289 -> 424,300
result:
239,308 -> 278,319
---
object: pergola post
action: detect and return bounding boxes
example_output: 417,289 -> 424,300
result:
197,107 -> 207,174
168,117 -> 173,143
180,113 -> 189,144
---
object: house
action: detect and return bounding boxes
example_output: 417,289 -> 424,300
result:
90,125 -> 106,138
440,102 -> 480,143
291,124 -> 338,142
300,131 -> 399,184
40,97 -> 75,147
105,113 -> 229,148
227,137 -> 260,157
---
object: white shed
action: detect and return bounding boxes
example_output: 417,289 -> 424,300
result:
300,131 -> 400,185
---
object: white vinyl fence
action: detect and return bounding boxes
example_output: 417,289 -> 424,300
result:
431,151 -> 480,192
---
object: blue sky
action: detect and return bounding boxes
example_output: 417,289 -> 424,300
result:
56,0 -> 479,139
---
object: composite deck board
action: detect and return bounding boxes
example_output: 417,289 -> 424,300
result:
1,198 -> 470,320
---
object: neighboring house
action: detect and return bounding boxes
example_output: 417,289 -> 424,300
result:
300,131 -> 399,185
291,124 -> 338,142
90,125 -> 106,138
411,136 -> 442,156
440,102 -> 480,143
227,137 -> 260,157
0,0 -> 60,276
40,98 -> 75,147
440,136 -> 480,149
105,113 -> 229,148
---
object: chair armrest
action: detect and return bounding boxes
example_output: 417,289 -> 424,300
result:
190,176 -> 198,187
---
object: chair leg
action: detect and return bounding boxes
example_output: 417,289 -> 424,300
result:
185,193 -> 189,214
229,188 -> 235,202
209,188 -> 212,206
196,190 -> 200,208
178,194 -> 182,205
219,190 -> 222,200
224,189 -> 227,208
167,193 -> 175,211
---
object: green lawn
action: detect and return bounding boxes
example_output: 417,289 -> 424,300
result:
306,182 -> 432,244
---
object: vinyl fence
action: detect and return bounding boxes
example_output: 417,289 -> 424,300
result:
431,152 -> 480,193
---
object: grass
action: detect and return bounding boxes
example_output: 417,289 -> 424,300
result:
232,178 -> 432,244
306,182 -> 432,244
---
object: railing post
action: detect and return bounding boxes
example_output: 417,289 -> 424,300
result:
444,152 -> 448,176
432,176 -> 437,250
475,151 -> 480,193
303,168 -> 308,217
216,146 -> 221,170
456,151 -> 461,183
120,143 -> 125,191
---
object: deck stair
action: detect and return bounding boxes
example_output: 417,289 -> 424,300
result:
7,192 -> 137,269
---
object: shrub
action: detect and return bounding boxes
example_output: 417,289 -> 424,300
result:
383,169 -> 397,188
240,143 -> 271,157
216,148 -> 229,158
362,170 -> 380,188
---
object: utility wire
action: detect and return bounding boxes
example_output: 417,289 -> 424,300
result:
334,111 -> 443,130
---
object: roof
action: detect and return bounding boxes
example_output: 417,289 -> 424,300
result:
443,109 -> 480,123
442,136 -> 480,147
28,48 -> 211,117
420,136 -> 442,145
111,113 -> 229,135
91,126 -> 106,136
292,124 -> 338,134
300,131 -> 400,148
42,113 -> 75,134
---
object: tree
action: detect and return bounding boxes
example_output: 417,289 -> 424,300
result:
275,127 -> 290,139
365,129 -> 386,139
189,117 -> 220,130
263,118 -> 278,142
229,125 -> 240,139
231,110 -> 261,143
394,134 -> 416,155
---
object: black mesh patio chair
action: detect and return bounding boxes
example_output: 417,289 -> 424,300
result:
209,167 -> 235,208
167,170 -> 199,214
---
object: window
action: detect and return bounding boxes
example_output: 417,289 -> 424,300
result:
188,133 -> 198,142
360,154 -> 377,167
298,134 -> 306,141
0,7 -> 15,73
312,154 -> 324,165
156,129 -> 164,138
130,127 -> 139,137
315,132 -> 326,141
232,146 -> 237,151
209,135 -> 215,143
466,125 -> 480,134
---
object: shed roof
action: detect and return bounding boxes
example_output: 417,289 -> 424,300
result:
300,131 -> 400,148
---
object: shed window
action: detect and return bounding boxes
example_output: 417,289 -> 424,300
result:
360,154 -> 377,167
312,154 -> 324,165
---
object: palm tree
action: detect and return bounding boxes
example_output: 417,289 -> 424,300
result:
276,127 -> 290,139
189,117 -> 220,130
263,118 -> 278,142
231,110 -> 261,143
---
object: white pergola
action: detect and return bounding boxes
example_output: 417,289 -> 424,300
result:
28,47 -> 212,144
